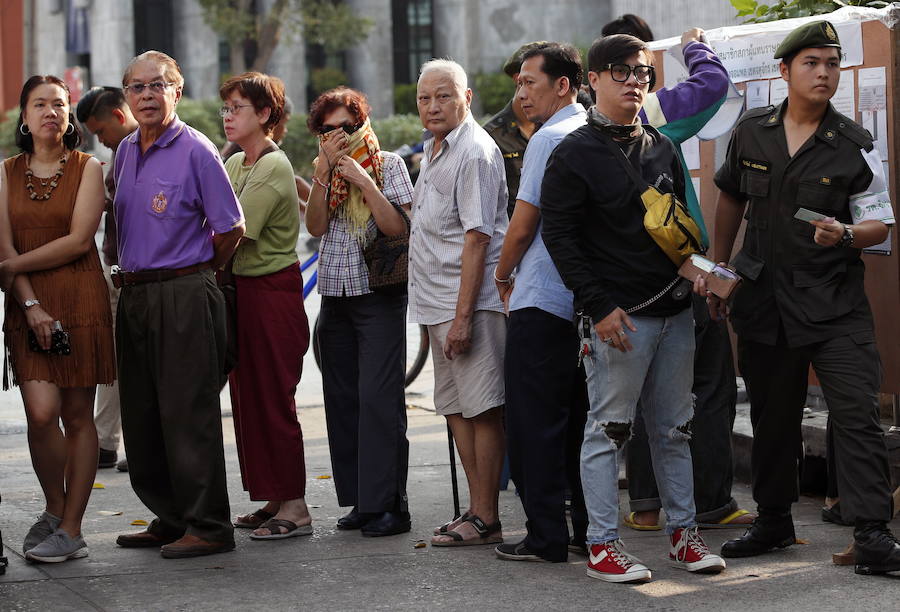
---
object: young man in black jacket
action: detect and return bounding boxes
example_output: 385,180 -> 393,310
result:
541,34 -> 724,583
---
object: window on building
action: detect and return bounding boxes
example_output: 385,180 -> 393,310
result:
392,0 -> 433,84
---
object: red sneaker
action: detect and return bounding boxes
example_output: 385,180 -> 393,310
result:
670,526 -> 726,573
586,539 -> 651,583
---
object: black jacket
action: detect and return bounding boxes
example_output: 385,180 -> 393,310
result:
541,121 -> 687,322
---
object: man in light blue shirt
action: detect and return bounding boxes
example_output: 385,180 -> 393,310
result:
493,43 -> 588,563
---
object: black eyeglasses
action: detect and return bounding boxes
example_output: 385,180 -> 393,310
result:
602,63 -> 655,85
318,122 -> 363,136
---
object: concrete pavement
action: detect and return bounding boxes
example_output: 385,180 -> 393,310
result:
2,253 -> 900,609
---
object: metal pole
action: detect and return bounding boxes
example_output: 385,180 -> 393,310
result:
446,423 -> 460,519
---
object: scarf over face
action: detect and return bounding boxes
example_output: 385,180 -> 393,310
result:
318,118 -> 384,245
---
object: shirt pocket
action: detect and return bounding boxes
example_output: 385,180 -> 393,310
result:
740,171 -> 770,199
796,178 -> 847,214
791,262 -> 855,323
146,178 -> 183,220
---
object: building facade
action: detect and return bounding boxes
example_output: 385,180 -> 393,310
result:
11,0 -> 742,116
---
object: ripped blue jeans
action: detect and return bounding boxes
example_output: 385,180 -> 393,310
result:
581,306 -> 696,544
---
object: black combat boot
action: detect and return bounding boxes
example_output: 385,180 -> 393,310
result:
721,507 -> 795,558
853,521 -> 900,575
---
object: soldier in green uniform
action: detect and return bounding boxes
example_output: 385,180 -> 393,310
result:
705,20 -> 900,575
483,42 -> 542,219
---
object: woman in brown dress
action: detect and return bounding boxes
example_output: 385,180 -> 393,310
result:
0,75 -> 114,563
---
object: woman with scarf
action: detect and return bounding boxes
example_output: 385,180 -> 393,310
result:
306,87 -> 414,537
220,72 -> 312,540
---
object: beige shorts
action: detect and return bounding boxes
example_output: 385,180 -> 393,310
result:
428,310 -> 506,418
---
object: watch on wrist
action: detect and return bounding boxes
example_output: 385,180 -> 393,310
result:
23,299 -> 40,309
839,224 -> 855,247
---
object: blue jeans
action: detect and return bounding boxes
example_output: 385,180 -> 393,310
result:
581,306 -> 697,544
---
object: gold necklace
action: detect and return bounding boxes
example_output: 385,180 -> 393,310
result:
25,153 -> 67,201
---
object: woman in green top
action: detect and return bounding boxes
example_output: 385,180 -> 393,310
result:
220,72 -> 312,540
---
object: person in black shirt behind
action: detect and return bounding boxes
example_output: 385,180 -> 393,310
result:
540,34 -> 724,584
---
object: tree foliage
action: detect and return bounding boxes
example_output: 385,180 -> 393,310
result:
729,0 -> 889,23
198,0 -> 373,73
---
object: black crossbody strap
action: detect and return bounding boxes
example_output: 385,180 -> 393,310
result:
594,130 -> 652,194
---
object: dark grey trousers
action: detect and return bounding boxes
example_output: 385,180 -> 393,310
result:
738,330 -> 893,522
318,292 -> 409,514
117,270 -> 233,543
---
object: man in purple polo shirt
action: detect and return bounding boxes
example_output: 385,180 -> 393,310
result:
112,51 -> 245,559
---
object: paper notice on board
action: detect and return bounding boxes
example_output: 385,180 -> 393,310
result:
861,110 -> 888,160
745,80 -> 770,109
682,136 -> 700,171
832,70 -> 855,118
770,79 -> 788,106
691,177 -> 701,203
858,67 -> 886,111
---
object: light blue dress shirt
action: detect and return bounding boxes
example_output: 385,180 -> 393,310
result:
509,103 -> 586,322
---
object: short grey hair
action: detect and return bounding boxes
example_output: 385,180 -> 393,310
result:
122,50 -> 185,89
418,59 -> 468,93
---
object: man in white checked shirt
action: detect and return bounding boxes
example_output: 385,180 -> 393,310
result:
410,59 -> 510,547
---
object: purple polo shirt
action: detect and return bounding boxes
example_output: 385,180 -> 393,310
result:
113,115 -> 244,271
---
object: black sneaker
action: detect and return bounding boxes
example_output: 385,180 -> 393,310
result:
97,448 -> 117,469
568,536 -> 588,556
821,503 -> 852,526
495,541 -> 545,562
854,521 -> 900,575
116,457 -> 128,472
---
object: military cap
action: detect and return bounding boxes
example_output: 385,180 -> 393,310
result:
502,41 -> 550,77
774,20 -> 841,59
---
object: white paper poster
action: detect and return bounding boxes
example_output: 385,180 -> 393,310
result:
682,136 -> 701,171
858,66 -> 887,111
832,70 -> 856,118
745,80 -> 770,109
705,20 -> 862,84
861,110 -> 889,160
770,79 -> 789,106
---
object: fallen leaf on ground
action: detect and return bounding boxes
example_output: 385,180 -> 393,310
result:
92,483 -> 105,489
130,519 -> 148,526
316,475 -> 332,479
414,541 -> 427,549
97,511 -> 122,516
795,538 -> 809,545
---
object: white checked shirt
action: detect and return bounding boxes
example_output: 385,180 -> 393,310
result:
408,113 -> 509,325
317,151 -> 414,297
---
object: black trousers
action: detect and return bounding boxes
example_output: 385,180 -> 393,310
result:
117,270 -> 233,543
738,331 -> 892,522
628,295 -> 739,522
505,307 -> 588,562
318,292 -> 409,514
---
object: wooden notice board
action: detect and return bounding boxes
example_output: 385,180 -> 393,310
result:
653,15 -> 900,393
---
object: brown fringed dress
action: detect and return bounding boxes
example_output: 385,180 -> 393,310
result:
3,150 -> 115,388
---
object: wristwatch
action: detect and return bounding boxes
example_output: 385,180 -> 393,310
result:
23,299 -> 40,309
838,224 -> 855,248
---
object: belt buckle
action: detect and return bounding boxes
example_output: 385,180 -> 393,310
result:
110,265 -> 126,289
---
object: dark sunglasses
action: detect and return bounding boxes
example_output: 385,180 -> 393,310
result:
318,122 -> 363,136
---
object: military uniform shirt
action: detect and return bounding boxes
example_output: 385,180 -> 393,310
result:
715,101 -> 893,347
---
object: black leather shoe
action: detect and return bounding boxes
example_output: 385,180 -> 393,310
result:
360,511 -> 412,537
853,521 -> 900,575
336,507 -> 373,530
721,511 -> 795,558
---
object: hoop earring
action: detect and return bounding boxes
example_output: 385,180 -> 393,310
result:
19,124 -> 29,135
65,123 -> 75,135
